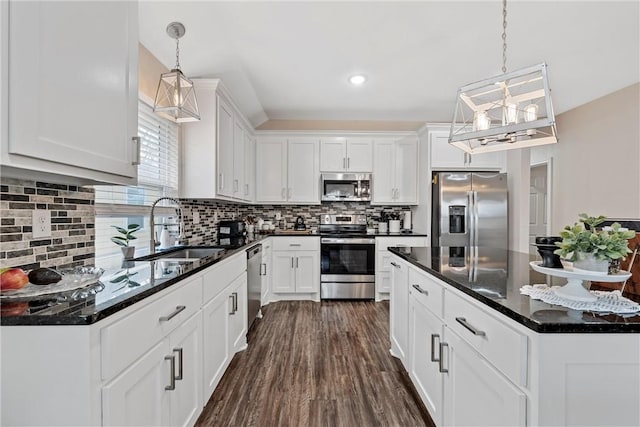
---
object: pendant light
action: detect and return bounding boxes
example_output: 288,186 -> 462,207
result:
153,22 -> 200,123
448,0 -> 557,154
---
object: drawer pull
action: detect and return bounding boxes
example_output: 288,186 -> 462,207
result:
438,342 -> 449,373
159,305 -> 186,322
229,295 -> 235,315
390,262 -> 400,269
289,243 -> 302,247
232,292 -> 238,313
431,333 -> 440,362
165,355 -> 176,390
260,263 -> 267,276
173,348 -> 184,381
455,317 -> 486,336
412,284 -> 429,295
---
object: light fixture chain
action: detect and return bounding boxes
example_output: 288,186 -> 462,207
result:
175,38 -> 180,70
502,0 -> 508,73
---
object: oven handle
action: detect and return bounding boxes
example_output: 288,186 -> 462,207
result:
321,238 -> 376,244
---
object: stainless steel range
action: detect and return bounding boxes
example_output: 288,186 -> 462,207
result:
319,214 -> 375,300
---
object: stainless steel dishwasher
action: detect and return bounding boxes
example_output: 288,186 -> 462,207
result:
246,244 -> 262,330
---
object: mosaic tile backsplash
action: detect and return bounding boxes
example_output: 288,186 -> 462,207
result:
0,178 -> 95,270
179,199 -> 411,245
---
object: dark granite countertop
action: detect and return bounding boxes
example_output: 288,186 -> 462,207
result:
260,230 -> 428,237
0,236 -> 268,326
389,246 -> 640,333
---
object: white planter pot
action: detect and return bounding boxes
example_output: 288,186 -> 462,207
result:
573,252 -> 609,273
121,246 -> 135,259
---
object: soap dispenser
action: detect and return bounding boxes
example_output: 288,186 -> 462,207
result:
160,225 -> 171,248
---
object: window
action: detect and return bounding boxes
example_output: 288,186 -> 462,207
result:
94,100 -> 180,267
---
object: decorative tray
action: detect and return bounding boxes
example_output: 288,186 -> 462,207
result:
529,261 -> 631,282
0,267 -> 105,302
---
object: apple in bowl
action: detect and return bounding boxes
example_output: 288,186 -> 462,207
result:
0,267 -> 29,291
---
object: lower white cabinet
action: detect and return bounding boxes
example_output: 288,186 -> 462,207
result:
261,239 -> 272,304
102,311 -> 203,427
389,257 -> 409,363
271,237 -> 320,298
375,236 -> 428,300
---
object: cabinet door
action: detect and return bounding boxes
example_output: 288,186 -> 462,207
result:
170,312 -> 203,427
320,138 -> 346,172
468,150 -> 505,170
261,245 -> 272,304
294,251 -> 319,293
409,297 -> 445,426
443,328 -> 526,427
256,138 -> 287,202
202,290 -> 231,400
217,96 -> 235,197
372,139 -> 396,204
346,138 -> 373,172
429,130 -> 466,169
7,1 -> 138,179
244,133 -> 256,201
390,259 -> 409,363
272,252 -> 296,293
232,119 -> 245,198
394,137 -> 418,204
287,138 -> 320,203
228,273 -> 248,353
102,340 -> 171,427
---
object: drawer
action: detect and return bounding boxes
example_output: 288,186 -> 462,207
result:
376,236 -> 428,251
272,236 -> 319,251
203,252 -> 246,303
408,267 -> 444,318
445,290 -> 527,387
101,276 -> 202,381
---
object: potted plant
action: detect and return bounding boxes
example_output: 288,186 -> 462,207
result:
554,213 -> 635,273
111,224 -> 142,259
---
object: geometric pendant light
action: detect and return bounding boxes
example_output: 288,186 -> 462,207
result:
448,1 -> 557,154
153,22 -> 200,123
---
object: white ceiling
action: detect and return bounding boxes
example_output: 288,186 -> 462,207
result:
139,1 -> 640,128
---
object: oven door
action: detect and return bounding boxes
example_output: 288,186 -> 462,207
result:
320,238 -> 375,281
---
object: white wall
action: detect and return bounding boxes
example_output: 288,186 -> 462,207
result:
530,83 -> 640,232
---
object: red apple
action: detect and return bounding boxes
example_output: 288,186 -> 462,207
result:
0,268 -> 29,291
0,302 -> 29,316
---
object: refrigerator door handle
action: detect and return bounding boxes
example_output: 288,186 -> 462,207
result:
467,190 -> 475,245
472,191 -> 479,281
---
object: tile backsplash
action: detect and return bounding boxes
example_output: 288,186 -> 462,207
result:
0,178 -> 95,270
179,199 -> 410,245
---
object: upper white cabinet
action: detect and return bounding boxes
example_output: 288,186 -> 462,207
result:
320,137 -> 373,172
181,79 -> 254,202
1,0 -> 139,185
429,126 -> 505,170
243,133 -> 256,201
372,136 -> 418,205
256,136 -> 320,204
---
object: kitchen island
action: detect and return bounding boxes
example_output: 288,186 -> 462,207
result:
388,246 -> 640,427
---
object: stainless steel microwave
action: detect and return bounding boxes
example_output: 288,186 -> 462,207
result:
321,173 -> 371,202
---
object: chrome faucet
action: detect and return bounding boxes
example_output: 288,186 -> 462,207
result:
150,197 -> 185,254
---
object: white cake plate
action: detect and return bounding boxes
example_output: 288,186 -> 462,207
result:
529,261 -> 631,302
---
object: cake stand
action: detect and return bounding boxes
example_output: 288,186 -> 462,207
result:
529,261 -> 631,302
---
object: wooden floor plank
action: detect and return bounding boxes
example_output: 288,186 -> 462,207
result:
196,300 -> 435,427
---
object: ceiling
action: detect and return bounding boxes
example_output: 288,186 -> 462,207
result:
139,1 -> 640,128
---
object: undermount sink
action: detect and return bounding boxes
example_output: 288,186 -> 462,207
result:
136,247 -> 225,262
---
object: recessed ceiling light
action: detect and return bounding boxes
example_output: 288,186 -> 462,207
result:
349,74 -> 367,85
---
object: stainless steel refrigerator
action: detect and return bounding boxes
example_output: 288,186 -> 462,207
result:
431,172 -> 508,249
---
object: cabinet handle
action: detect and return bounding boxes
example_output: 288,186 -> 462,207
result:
131,136 -> 141,165
260,263 -> 267,276
245,184 -> 249,195
390,262 -> 400,269
229,295 -> 235,315
291,257 -> 294,268
438,342 -> 449,373
159,305 -> 186,322
455,317 -> 486,336
289,243 -> 301,247
233,292 -> 238,313
431,334 -> 440,362
347,157 -> 350,169
165,355 -> 176,390
173,348 -> 183,381
295,257 -> 299,268
234,179 -> 239,192
343,158 -> 346,169
219,173 -> 224,190
412,284 -> 429,295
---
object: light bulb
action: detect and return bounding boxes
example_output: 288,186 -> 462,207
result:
473,111 -> 491,131
505,103 -> 518,125
524,104 -> 539,122
349,75 -> 367,85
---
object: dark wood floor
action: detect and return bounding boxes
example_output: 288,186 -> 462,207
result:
196,300 -> 435,427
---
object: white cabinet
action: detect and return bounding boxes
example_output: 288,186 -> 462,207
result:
375,236 -> 428,300
243,133 -> 256,201
372,137 -> 418,205
429,127 -> 505,170
256,137 -> 320,204
1,0 -> 139,185
271,237 -> 320,297
389,257 -> 409,363
260,239 -> 272,304
181,79 -> 254,202
320,137 -> 373,172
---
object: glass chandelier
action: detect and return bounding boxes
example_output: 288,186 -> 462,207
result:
153,22 -> 200,123
449,0 -> 557,154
